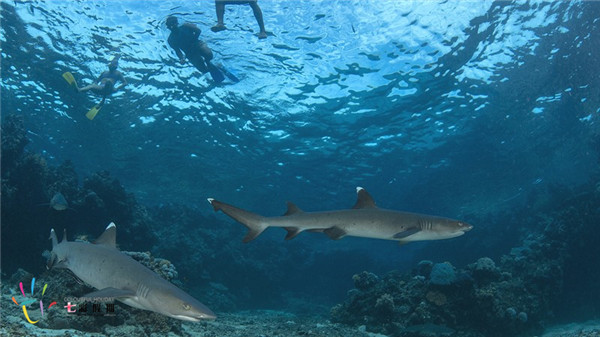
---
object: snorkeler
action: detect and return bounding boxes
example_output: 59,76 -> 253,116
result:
211,0 -> 267,39
166,16 -> 225,83
62,55 -> 127,120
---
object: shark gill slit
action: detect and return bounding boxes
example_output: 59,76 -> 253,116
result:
138,283 -> 150,298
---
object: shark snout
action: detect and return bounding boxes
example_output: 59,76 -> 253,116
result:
163,293 -> 217,322
459,222 -> 473,232
174,308 -> 216,322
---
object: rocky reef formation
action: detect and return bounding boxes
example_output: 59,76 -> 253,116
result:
331,184 -> 600,337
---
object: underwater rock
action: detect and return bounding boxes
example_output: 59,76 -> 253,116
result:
425,290 -> 447,306
415,260 -> 434,278
469,257 -> 501,283
506,307 -> 517,319
374,293 -> 395,319
429,262 -> 456,286
0,114 -> 29,171
124,251 -> 179,281
352,271 -> 380,291
517,311 -> 528,323
402,323 -> 455,336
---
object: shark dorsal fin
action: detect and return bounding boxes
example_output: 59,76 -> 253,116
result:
50,228 -> 59,248
352,187 -> 377,209
284,202 -> 304,216
94,222 -> 117,248
61,229 -> 68,243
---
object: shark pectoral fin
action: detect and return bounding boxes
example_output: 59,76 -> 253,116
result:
52,260 -> 69,269
284,227 -> 302,240
323,227 -> 347,240
393,227 -> 421,239
83,287 -> 135,299
46,251 -> 66,270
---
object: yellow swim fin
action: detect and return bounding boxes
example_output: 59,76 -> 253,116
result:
62,72 -> 79,92
85,105 -> 101,120
62,72 -> 77,86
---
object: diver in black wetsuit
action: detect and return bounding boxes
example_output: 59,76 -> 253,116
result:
78,56 -> 127,108
166,16 -> 224,83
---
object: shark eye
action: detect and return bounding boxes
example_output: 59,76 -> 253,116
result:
182,303 -> 191,311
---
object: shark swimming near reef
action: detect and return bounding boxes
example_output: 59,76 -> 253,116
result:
208,187 -> 472,244
47,222 -> 216,321
38,192 -> 71,211
49,192 -> 69,211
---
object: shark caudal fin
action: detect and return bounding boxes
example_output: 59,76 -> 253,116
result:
207,198 -> 267,243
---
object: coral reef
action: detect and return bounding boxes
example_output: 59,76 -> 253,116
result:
429,262 -> 457,286
124,251 -> 179,281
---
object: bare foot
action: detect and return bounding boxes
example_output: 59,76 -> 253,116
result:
258,31 -> 267,39
211,24 -> 226,32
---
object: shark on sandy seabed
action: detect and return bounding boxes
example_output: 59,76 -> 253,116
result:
47,222 -> 216,321
208,187 -> 473,244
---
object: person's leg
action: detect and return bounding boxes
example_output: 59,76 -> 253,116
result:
249,2 -> 267,38
188,54 -> 209,73
97,96 -> 107,108
78,84 -> 103,93
198,43 -> 214,63
211,1 -> 227,32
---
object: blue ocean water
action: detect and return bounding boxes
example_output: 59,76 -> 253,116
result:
1,0 -> 599,336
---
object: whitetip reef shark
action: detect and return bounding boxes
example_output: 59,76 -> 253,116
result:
49,192 -> 69,211
48,222 -> 216,321
208,187 -> 472,244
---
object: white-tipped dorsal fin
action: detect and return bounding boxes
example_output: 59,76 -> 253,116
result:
283,202 -> 304,216
94,222 -> 117,248
50,228 -> 58,248
352,187 -> 377,209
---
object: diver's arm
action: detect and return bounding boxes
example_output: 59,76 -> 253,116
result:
115,72 -> 128,91
96,72 -> 108,84
168,37 -> 186,64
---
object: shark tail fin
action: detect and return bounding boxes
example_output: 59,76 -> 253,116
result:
207,198 -> 267,243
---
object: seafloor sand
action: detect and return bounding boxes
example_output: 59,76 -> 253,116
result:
1,288 -> 377,337
2,289 -> 598,337
1,310 -> 377,337
539,320 -> 600,337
